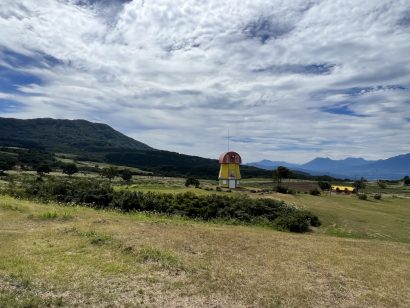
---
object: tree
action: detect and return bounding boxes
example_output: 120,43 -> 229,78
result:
62,163 -> 78,176
101,167 -> 118,182
377,180 -> 386,194
404,176 -> 410,186
185,177 -> 200,188
273,166 -> 291,189
121,169 -> 133,184
318,181 -> 331,191
0,158 -> 16,174
37,165 -> 52,176
354,177 -> 366,194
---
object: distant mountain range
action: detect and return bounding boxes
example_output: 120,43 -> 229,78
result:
248,155 -> 410,180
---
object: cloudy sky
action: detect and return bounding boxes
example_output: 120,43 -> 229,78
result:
1,0 -> 410,163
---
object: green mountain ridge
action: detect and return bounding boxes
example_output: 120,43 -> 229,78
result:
0,117 -> 272,179
0,117 -> 152,153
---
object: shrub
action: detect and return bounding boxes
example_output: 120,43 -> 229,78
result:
275,211 -> 315,233
358,193 -> 368,200
61,163 -> 78,176
7,177 -> 320,233
318,181 -> 331,190
275,186 -> 288,194
101,167 -> 118,181
374,194 -> 382,200
121,169 -> 133,183
309,189 -> 321,196
36,165 -> 52,176
185,177 -> 200,188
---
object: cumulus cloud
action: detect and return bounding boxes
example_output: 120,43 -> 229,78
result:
0,0 -> 409,163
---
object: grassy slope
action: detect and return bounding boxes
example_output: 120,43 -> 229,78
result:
267,193 -> 410,243
0,195 -> 409,307
115,176 -> 410,243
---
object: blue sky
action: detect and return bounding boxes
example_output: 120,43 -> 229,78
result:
1,0 -> 410,163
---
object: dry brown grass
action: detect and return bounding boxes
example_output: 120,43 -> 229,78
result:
1,195 -> 409,307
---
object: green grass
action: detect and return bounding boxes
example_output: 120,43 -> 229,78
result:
136,246 -> 185,271
264,192 -> 410,243
29,211 -> 74,221
1,174 -> 410,307
77,230 -> 113,245
0,194 -> 409,307
0,289 -> 64,308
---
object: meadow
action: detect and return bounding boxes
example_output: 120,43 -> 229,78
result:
0,172 -> 409,307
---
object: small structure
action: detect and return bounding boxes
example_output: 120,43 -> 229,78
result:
331,185 -> 355,194
218,151 -> 241,189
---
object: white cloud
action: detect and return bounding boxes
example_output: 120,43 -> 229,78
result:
1,0 -> 410,163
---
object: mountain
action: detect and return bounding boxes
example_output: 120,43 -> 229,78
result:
0,117 -> 152,154
248,155 -> 410,180
301,157 -> 375,173
0,117 -> 271,179
349,153 -> 410,179
247,160 -> 300,170
2,117 -> 408,180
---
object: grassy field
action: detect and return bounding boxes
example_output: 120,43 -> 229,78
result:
1,188 -> 410,307
112,176 -> 410,243
267,193 -> 410,243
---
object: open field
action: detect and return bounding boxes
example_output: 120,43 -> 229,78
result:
1,172 -> 410,307
54,154 -> 152,175
267,193 -> 410,243
1,191 -> 410,307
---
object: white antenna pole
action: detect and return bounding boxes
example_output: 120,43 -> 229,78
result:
228,128 -> 230,152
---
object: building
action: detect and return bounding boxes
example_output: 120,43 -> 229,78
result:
218,151 -> 241,189
331,185 -> 355,194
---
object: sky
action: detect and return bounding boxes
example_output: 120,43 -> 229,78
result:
1,0 -> 410,163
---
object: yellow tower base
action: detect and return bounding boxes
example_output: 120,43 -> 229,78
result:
218,163 -> 241,188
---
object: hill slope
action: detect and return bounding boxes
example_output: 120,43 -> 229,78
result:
0,117 -> 271,178
0,117 -> 152,153
1,195 -> 409,307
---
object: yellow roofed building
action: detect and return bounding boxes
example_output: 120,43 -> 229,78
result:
331,185 -> 355,193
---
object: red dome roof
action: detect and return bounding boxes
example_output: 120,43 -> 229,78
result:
219,151 -> 242,164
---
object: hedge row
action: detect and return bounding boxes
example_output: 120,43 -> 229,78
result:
5,178 -> 320,232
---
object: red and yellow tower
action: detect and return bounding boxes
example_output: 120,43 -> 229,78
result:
218,151 -> 241,189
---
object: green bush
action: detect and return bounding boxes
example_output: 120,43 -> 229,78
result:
7,177 -> 320,233
374,194 -> 382,200
358,193 -> 368,200
275,186 -> 288,194
318,181 -> 331,190
309,189 -> 321,196
274,210 -> 321,232
185,177 -> 200,188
